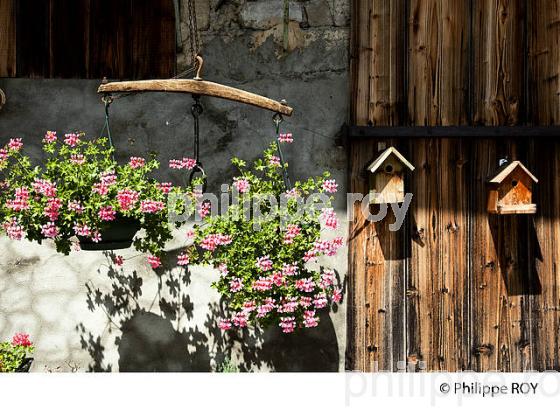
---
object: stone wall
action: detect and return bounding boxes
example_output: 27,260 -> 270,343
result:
0,0 -> 350,372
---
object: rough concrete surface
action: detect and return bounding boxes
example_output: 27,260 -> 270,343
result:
0,0 -> 350,372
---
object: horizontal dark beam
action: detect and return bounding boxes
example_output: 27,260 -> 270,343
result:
349,126 -> 560,139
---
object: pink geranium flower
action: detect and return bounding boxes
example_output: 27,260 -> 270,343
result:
169,158 -> 197,170
6,187 -> 30,211
117,189 -> 139,211
320,208 -> 339,230
233,178 -> 250,194
41,222 -> 59,239
322,179 -> 338,193
281,263 -> 298,276
70,154 -> 85,165
100,170 -> 117,186
252,276 -> 273,292
44,197 -> 63,221
197,201 -> 211,219
269,156 -> 281,167
332,287 -> 343,303
157,182 -> 173,194
177,253 -> 190,266
218,263 -> 229,276
92,182 -> 109,196
278,133 -> 294,143
98,205 -> 116,221
140,200 -> 165,213
200,234 -> 232,251
3,218 -> 25,241
279,316 -> 296,333
64,133 -> 80,147
8,138 -> 23,152
12,333 -> 32,347
283,224 -> 301,244
43,131 -> 57,143
303,310 -> 319,328
295,277 -> 315,293
128,157 -> 146,169
219,319 -> 232,330
68,200 -> 84,214
256,255 -> 273,271
73,223 -> 92,237
147,255 -> 161,269
229,278 -> 243,293
32,179 -> 57,197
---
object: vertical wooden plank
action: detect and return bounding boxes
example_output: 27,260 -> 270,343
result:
366,0 -> 407,372
471,0 -> 532,372
528,0 -> 560,124
407,0 -> 470,371
347,140 -> 375,371
348,0 -> 407,372
89,0 -> 133,79
351,0 -> 371,125
16,0 -> 50,77
0,0 -> 16,77
49,0 -> 90,78
369,0 -> 406,125
530,140 -> 560,371
131,0 -> 176,79
528,0 -> 560,371
472,0 -> 526,125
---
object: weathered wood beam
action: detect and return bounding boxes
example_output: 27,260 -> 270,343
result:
349,126 -> 560,139
98,79 -> 294,116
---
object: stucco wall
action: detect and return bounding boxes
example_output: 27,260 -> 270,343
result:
0,0 -> 349,372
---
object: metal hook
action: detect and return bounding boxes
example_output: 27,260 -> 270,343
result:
194,55 -> 204,81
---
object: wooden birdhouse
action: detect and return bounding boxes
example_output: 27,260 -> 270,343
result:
487,161 -> 538,215
366,147 -> 415,204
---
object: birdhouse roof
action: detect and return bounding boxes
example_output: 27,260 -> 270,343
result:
488,160 -> 538,184
367,146 -> 415,173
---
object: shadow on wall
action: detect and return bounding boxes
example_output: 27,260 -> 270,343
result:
77,251 -> 339,372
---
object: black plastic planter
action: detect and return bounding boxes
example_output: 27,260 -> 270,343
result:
16,358 -> 33,372
79,218 -> 141,251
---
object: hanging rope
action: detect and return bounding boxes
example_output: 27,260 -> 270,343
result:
273,112 -> 292,190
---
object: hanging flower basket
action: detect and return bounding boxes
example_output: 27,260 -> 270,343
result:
0,132 -> 196,259
79,217 -> 141,251
181,137 -> 344,334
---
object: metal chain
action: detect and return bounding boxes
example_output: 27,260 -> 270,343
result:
188,95 -> 207,190
273,112 -> 292,190
186,0 -> 201,68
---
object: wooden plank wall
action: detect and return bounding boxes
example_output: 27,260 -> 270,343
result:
1,0 -> 176,79
0,0 -> 16,77
348,0 -> 560,371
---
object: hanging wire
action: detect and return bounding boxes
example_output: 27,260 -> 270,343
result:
100,94 -> 116,161
273,112 -> 292,190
